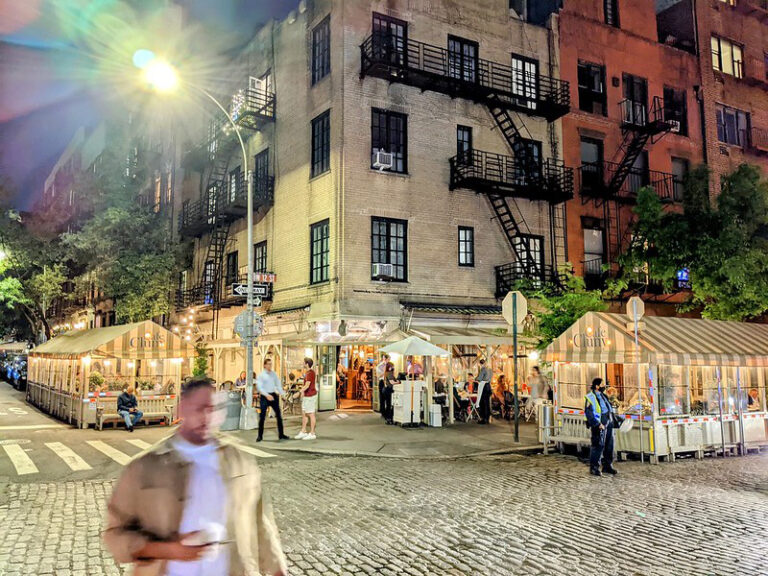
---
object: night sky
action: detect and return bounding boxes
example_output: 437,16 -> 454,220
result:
0,0 -> 294,210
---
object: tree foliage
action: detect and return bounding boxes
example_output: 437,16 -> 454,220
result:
622,164 -> 768,320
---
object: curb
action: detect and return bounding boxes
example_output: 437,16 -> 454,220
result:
257,442 -> 545,460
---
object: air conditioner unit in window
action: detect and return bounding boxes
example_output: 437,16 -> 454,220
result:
372,263 -> 395,280
372,149 -> 394,172
668,120 -> 681,133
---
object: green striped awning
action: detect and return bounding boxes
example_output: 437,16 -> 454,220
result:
30,321 -> 194,360
544,312 -> 768,367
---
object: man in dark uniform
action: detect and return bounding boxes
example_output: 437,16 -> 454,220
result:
584,377 -> 619,477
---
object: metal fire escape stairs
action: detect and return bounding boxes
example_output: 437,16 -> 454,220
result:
603,96 -> 673,265
486,102 -> 560,286
197,127 -> 238,338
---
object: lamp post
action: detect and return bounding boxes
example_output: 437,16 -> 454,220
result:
142,57 -> 257,429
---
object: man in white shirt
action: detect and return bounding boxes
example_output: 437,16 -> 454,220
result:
256,357 -> 289,442
104,376 -> 288,576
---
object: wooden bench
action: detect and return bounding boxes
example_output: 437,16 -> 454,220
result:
97,404 -> 174,431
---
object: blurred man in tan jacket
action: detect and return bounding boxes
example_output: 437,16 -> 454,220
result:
104,376 -> 288,576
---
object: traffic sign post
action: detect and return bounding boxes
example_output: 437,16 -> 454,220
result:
626,296 -> 645,462
503,291 -> 527,443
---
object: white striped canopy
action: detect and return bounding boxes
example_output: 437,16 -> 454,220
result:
30,321 -> 194,360
543,312 -> 768,367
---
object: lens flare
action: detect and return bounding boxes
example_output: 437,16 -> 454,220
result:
132,49 -> 155,69
143,59 -> 178,93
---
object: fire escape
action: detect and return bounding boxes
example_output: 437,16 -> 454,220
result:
360,31 -> 573,298
579,96 -> 676,282
177,83 -> 275,334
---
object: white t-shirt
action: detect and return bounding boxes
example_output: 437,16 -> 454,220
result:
166,437 -> 229,576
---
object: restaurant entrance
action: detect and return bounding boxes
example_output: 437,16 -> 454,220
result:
337,344 -> 378,411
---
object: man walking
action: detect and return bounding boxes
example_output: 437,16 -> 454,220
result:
104,376 -> 288,575
295,357 -> 318,440
476,359 -> 493,425
585,377 -> 619,477
117,386 -> 143,432
256,357 -> 289,442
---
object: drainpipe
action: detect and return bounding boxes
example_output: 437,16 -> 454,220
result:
691,0 -> 708,166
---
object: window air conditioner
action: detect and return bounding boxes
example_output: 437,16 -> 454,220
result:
668,120 -> 681,133
372,149 -> 394,171
372,263 -> 395,280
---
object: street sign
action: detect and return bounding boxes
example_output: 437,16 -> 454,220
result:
234,311 -> 264,340
502,291 -> 527,326
232,283 -> 270,297
252,273 -> 276,283
626,296 -> 645,321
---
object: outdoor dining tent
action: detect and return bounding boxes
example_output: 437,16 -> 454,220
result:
544,312 -> 768,461
27,321 -> 195,428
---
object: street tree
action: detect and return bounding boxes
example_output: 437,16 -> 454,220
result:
622,164 -> 768,321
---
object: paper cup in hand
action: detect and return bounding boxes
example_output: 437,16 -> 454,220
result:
619,418 -> 634,433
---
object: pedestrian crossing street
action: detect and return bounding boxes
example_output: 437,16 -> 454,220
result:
0,436 -> 276,477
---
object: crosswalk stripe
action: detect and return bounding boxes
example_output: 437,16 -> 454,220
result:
2,444 -> 38,475
86,440 -> 132,466
45,442 -> 92,471
238,445 -> 276,459
126,439 -> 152,450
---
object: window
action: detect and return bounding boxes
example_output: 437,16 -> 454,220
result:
178,270 -> 188,294
604,0 -> 619,27
511,54 -> 539,110
663,87 -> 688,136
711,36 -> 743,78
254,149 -> 270,196
627,151 -> 650,195
513,139 -> 542,181
310,220 -> 330,285
577,61 -> 607,115
225,251 -> 239,286
716,104 -> 750,146
580,137 -> 604,192
457,125 -> 473,158
371,217 -> 407,281
311,110 -> 331,177
583,226 -> 605,275
371,109 -> 407,173
622,74 -> 648,126
671,157 -> 689,202
448,36 -> 478,83
458,226 -> 474,267
512,234 -> 544,282
311,16 -> 330,84
206,184 -> 218,224
372,13 -> 407,67
254,241 -> 267,274
203,260 -> 215,305
228,168 -> 240,202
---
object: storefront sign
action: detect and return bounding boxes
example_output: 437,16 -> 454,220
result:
129,335 -> 166,349
570,328 -> 610,348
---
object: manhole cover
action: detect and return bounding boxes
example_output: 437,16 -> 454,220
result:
0,439 -> 31,446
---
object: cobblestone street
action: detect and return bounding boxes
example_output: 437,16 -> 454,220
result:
1,452 -> 767,576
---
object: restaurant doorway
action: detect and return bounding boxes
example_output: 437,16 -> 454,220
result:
337,344 -> 377,411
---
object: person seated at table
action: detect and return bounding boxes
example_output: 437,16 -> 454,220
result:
465,373 -> 477,394
493,375 -> 507,405
748,388 -> 761,410
453,383 -> 470,419
235,371 -> 247,389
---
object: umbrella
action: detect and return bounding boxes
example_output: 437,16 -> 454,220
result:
380,336 -> 450,357
380,336 -> 449,426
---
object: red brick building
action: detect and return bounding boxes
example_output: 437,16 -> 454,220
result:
558,0 -> 705,295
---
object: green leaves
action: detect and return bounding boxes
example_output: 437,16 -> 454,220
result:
627,163 -> 768,321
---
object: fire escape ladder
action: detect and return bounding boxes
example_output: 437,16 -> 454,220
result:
605,131 -> 652,198
486,103 -> 541,279
549,202 -> 568,274
604,199 -> 622,268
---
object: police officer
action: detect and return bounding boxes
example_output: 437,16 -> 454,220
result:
585,377 -> 619,477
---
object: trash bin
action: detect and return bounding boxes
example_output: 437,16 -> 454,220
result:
429,404 -> 442,427
220,391 -> 243,431
537,402 -> 554,444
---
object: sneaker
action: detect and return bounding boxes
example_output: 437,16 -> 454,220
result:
295,431 -> 308,440
302,433 -> 316,440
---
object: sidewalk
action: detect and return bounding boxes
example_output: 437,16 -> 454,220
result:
232,410 -> 543,458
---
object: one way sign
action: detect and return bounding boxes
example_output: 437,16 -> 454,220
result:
232,283 -> 270,298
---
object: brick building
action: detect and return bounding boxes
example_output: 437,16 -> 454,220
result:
175,0 -> 572,393
559,0 -> 705,296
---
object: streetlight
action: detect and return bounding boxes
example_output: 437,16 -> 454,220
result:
139,54 -> 258,430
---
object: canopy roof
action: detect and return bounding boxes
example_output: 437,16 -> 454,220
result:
284,328 -> 409,346
30,321 -> 194,360
0,342 -> 30,353
544,312 -> 768,367
380,336 -> 450,357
